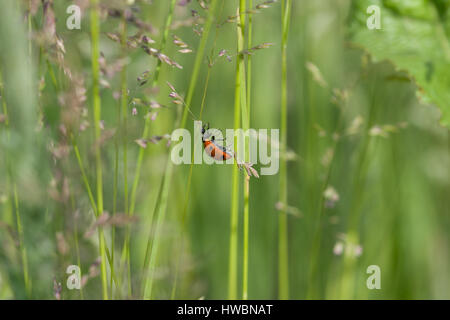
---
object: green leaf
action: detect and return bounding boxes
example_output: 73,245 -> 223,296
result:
349,0 -> 450,127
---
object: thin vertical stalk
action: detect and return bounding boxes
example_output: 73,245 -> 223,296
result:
71,119 -> 120,291
228,152 -> 240,298
111,14 -> 129,299
120,14 -> 131,298
142,152 -> 175,299
278,0 -> 292,300
242,175 -> 250,299
111,103 -> 119,298
121,0 -> 176,299
73,224 -> 84,299
307,99 -> 346,299
244,17 -> 253,295
240,0 -> 251,301
70,107 -> 119,293
246,0 -> 252,115
128,0 -> 176,218
1,71 -> 31,298
141,0 -> 219,300
71,137 -> 97,209
123,2 -> 178,290
13,185 -> 31,297
228,88 -> 240,299
90,0 -> 108,300
171,1 -> 225,298
179,1 -> 219,129
171,66 -> 211,299
228,0 -> 247,299
71,191 -> 84,299
340,77 -> 378,299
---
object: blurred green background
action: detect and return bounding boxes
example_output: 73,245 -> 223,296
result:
0,0 -> 448,299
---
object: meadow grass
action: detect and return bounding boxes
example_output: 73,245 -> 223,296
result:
0,0 -> 448,301
0,73 -> 31,298
129,0 -> 178,299
0,0 -> 36,298
142,0 -> 220,299
89,0 -> 109,300
227,1 -> 245,299
242,0 -> 251,299
119,15 -> 130,297
278,0 -> 292,300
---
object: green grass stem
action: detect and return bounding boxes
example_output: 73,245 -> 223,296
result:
128,0 -> 177,219
141,0 -> 219,299
0,71 -> 31,298
278,0 -> 292,300
90,0 -> 108,300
